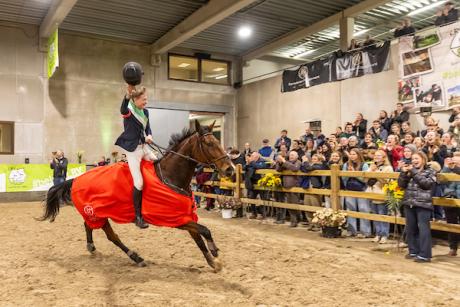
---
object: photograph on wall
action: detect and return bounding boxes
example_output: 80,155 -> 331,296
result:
413,82 -> 444,108
398,77 -> 421,103
402,48 -> 433,78
450,29 -> 460,57
413,28 -> 441,50
447,84 -> 460,108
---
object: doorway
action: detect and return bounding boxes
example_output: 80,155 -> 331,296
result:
189,112 -> 225,145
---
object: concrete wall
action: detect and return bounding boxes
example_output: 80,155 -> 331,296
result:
0,23 -> 237,164
237,42 -> 452,148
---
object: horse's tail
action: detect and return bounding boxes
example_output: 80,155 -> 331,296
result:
38,179 -> 74,222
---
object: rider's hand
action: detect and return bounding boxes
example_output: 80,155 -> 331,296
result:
126,84 -> 135,98
145,135 -> 153,144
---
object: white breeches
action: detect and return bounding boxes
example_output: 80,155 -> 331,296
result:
126,145 -> 157,190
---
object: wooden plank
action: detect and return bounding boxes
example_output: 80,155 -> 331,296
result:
253,186 -> 331,196
339,171 -> 399,179
235,164 -> 242,199
330,164 -> 341,211
255,169 -> 331,176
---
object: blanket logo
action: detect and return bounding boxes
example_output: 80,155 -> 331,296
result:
83,205 -> 94,217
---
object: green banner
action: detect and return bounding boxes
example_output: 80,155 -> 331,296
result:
0,164 -> 85,192
47,29 -> 59,78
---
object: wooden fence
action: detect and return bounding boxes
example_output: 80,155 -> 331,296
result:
194,164 -> 460,234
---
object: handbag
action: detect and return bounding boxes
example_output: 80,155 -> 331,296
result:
346,177 -> 367,191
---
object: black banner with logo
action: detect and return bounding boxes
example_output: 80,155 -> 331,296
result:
281,41 -> 390,93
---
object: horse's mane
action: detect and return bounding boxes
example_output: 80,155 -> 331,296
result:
167,128 -> 195,151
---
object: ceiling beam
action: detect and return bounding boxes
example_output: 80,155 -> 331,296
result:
39,0 -> 78,38
242,0 -> 393,61
151,0 -> 258,55
258,55 -> 306,65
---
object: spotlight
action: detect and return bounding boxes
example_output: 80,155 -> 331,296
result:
238,26 -> 252,39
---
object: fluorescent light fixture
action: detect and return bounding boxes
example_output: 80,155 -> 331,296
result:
238,26 -> 252,39
294,49 -> 315,58
354,28 -> 369,37
178,63 -> 191,68
408,0 -> 446,16
213,67 -> 225,72
215,75 -> 228,80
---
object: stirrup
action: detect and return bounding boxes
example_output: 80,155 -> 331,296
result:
135,216 -> 149,229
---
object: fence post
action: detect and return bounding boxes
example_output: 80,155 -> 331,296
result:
235,164 -> 242,199
330,164 -> 341,211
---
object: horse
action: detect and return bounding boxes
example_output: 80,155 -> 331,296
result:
39,120 -> 234,272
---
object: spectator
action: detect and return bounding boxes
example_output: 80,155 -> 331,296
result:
304,139 -> 316,160
383,135 -> 403,170
423,131 -> 448,167
353,113 -> 368,140
400,121 -> 413,139
291,140 -> 305,160
391,103 -> 410,126
394,19 -> 416,38
335,126 -> 343,138
301,154 -> 327,229
362,133 -> 377,150
300,127 -> 315,144
320,142 -> 332,161
379,110 -> 392,132
258,138 -> 275,160
276,144 -> 289,160
420,116 -> 444,138
245,152 -> 270,219
120,153 -> 127,162
50,150 -> 68,186
243,142 -> 253,157
441,132 -> 457,156
398,151 -> 437,263
401,132 -> 416,147
369,120 -> 388,143
414,136 -> 425,150
275,151 -> 301,227
448,107 -> 460,146
362,35 -> 378,48
342,148 -> 371,237
195,166 -> 214,210
435,2 -> 458,26
274,129 -> 292,152
340,123 -> 355,139
390,123 -> 402,139
229,149 -> 246,167
348,38 -> 361,51
347,136 -> 359,150
441,153 -> 460,257
397,144 -> 417,171
367,149 -> 394,244
324,151 -> 343,208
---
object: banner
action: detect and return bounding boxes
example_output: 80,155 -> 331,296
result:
398,21 -> 460,111
47,29 -> 59,78
0,164 -> 85,192
281,41 -> 391,93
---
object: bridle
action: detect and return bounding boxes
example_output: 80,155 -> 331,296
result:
147,131 -> 231,195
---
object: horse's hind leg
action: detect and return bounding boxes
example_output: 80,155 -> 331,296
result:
101,221 -> 146,267
84,222 -> 96,253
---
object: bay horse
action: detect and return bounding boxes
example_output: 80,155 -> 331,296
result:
39,120 -> 234,272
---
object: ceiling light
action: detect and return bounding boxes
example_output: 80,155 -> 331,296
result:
213,67 -> 225,72
178,63 -> 190,68
215,75 -> 227,79
354,28 -> 369,37
238,26 -> 252,39
408,0 -> 446,16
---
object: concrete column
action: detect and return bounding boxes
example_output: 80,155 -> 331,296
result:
339,17 -> 355,52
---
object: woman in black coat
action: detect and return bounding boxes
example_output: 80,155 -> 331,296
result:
115,85 -> 155,229
398,151 -> 437,262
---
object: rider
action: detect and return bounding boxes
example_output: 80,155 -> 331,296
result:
115,84 -> 154,229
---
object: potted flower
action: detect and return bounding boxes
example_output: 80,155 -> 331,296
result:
383,180 -> 405,246
76,150 -> 84,164
216,197 -> 242,219
311,208 -> 347,238
257,173 -> 282,189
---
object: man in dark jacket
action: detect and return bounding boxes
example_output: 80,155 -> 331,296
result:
435,2 -> 458,26
245,152 -> 269,219
258,139 -> 274,160
391,103 -> 410,126
394,19 -> 416,38
275,151 -> 301,227
50,150 -> 68,186
274,129 -> 291,152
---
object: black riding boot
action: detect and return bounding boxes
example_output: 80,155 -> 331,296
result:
133,188 -> 148,229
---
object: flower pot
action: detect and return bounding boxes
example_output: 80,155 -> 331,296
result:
221,209 -> 232,219
321,226 -> 341,238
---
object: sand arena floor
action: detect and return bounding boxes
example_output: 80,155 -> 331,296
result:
1,202 -> 460,306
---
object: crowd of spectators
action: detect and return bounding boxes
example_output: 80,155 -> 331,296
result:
212,102 -> 460,262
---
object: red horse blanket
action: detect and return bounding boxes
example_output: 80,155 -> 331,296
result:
71,161 -> 198,229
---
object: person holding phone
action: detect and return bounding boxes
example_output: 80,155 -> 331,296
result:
50,150 -> 68,186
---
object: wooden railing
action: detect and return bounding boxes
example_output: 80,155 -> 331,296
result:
193,164 -> 460,234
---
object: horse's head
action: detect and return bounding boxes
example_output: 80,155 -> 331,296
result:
193,120 -> 234,178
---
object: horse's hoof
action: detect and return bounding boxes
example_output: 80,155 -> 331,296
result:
137,261 -> 147,268
213,258 -> 223,273
87,243 -> 96,254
